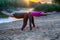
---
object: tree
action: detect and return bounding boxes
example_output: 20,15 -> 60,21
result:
52,0 -> 60,5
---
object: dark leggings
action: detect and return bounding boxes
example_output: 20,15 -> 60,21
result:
21,13 -> 29,30
21,13 -> 35,30
29,13 -> 35,30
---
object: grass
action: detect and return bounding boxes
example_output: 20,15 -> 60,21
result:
34,4 -> 60,12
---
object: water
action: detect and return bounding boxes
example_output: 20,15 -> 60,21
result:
0,17 -> 23,23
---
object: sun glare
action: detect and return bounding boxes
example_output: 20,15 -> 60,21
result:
23,0 -> 52,6
30,0 -> 39,2
24,0 -> 30,6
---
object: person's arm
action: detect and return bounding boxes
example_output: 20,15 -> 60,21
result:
1,11 -> 13,17
41,14 -> 51,16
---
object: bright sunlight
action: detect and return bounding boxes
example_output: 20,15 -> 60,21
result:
30,0 -> 40,2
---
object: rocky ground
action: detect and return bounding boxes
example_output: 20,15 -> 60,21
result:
0,13 -> 60,40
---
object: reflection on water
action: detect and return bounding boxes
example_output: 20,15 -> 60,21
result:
0,17 -> 23,23
0,8 -> 34,23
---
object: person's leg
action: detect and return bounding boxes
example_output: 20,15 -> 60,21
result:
31,16 -> 35,27
21,14 -> 28,31
29,14 -> 32,30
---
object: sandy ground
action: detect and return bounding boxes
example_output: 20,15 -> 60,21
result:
0,13 -> 60,40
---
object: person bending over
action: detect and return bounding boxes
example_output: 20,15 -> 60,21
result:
1,11 -> 30,31
28,11 -> 50,30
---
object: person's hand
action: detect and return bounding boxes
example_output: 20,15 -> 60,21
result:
42,14 -> 51,16
42,14 -> 47,16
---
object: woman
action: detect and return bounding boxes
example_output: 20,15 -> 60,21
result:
28,11 -> 50,30
1,11 -> 35,31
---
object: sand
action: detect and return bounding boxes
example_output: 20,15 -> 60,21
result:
0,13 -> 60,40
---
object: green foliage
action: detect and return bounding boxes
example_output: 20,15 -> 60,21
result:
34,4 -> 60,12
0,0 -> 24,18
52,0 -> 60,5
0,0 -> 25,12
0,0 -> 27,9
0,11 -> 8,18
